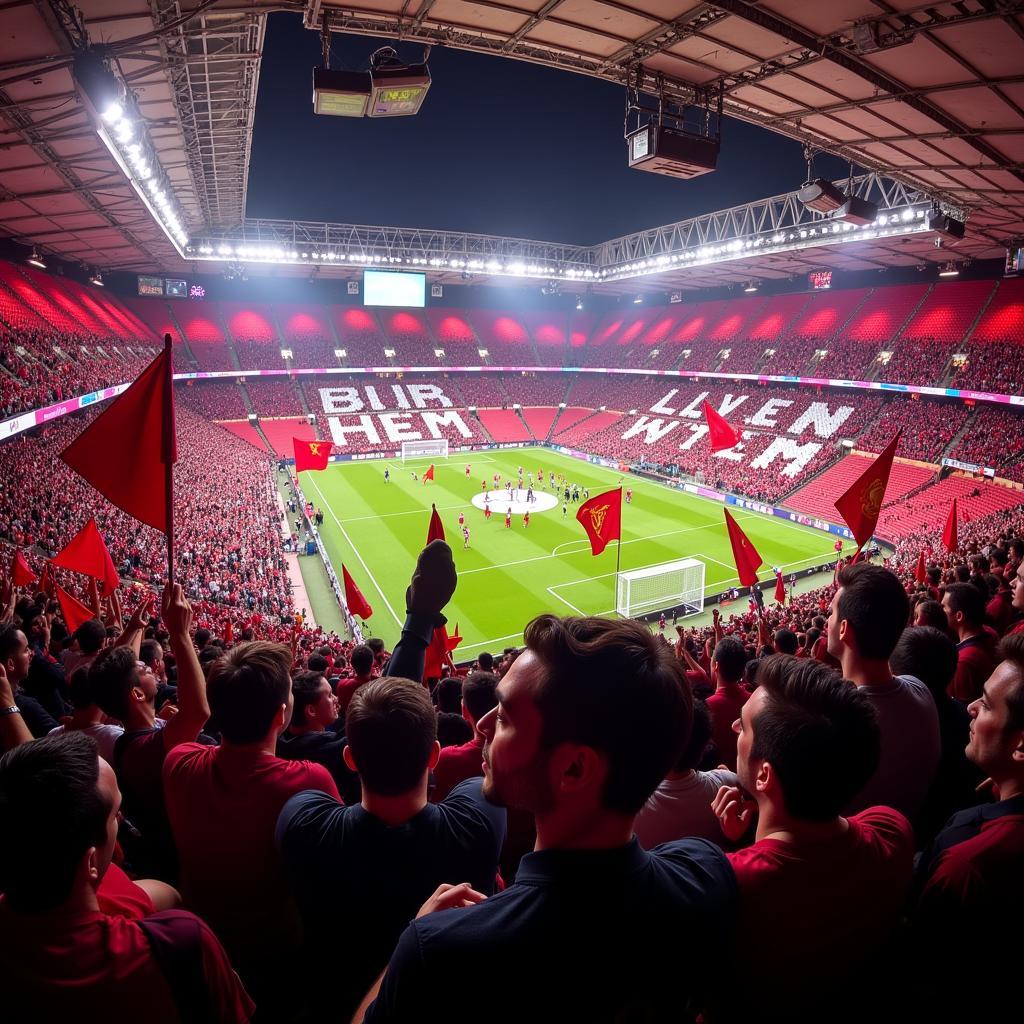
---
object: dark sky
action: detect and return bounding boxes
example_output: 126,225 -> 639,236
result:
247,12 -> 850,246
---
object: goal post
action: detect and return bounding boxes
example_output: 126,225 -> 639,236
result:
616,557 -> 705,619
401,439 -> 448,463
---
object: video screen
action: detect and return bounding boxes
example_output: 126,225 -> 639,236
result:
363,270 -> 426,308
138,275 -> 163,297
166,279 -> 187,297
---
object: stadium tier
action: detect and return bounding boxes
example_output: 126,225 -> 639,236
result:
176,380 -> 249,420
476,408 -> 533,442
244,378 -> 305,418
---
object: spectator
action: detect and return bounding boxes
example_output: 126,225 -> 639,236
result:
827,563 -> 940,819
433,675 -> 462,714
336,643 -> 375,715
704,636 -> 750,770
634,699 -> 739,848
357,614 -> 735,1022
163,640 -> 339,1017
437,711 -> 473,747
47,666 -> 124,764
942,583 -> 997,702
913,633 -> 1024,1019
476,651 -> 494,672
912,598 -> 948,631
276,677 -> 505,1020
713,655 -> 912,1020
0,732 -> 253,1021
890,627 -> 980,843
276,668 -> 360,805
62,617 -> 107,679
0,623 -> 59,737
430,670 -> 498,802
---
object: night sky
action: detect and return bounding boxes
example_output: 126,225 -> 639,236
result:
247,13 -> 851,246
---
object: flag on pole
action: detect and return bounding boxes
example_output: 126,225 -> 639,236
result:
50,517 -> 120,597
422,504 -> 450,681
427,504 -> 446,544
724,508 -> 763,588
774,569 -> 786,605
575,488 -> 622,556
60,342 -> 176,533
915,550 -> 927,584
423,463 -> 435,483
293,437 -> 332,473
342,564 -> 373,620
12,550 -> 37,588
942,498 -> 958,553
702,400 -> 740,452
55,583 -> 95,633
833,431 -> 901,551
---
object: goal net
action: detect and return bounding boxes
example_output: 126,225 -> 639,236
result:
401,439 -> 448,462
616,557 -> 705,619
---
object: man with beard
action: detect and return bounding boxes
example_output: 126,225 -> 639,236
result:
355,615 -> 736,1023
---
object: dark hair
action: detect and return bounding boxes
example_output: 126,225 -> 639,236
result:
0,623 -> 24,664
66,666 -> 96,710
73,618 -> 107,655
140,638 -> 163,668
773,628 -> 798,656
914,599 -> 948,631
969,554 -> 988,575
926,566 -> 942,586
367,637 -> 385,657
307,654 -> 329,674
207,641 -> 292,743
836,563 -> 910,660
750,655 -> 880,821
713,637 -> 746,684
524,615 -> 691,816
463,671 -> 498,723
291,671 -> 329,725
477,652 -> 494,672
350,644 -> 374,676
194,627 -> 212,648
437,712 -> 474,748
890,627 -> 957,700
89,646 -> 140,722
674,699 -> 713,773
743,657 -> 760,687
990,548 -> 1009,567
346,678 -> 437,795
954,564 -> 971,583
944,582 -> 986,627
996,633 -> 1024,732
434,676 -> 462,714
0,733 -> 110,912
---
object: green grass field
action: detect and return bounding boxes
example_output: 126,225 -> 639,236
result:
299,446 -> 838,654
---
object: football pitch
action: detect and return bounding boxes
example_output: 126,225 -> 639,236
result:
299,446 -> 838,654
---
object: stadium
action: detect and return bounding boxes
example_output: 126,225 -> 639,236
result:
1,2 -> 1023,1021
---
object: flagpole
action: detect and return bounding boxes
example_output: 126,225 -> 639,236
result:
163,334 -> 175,586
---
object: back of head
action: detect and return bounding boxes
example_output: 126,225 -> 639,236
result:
140,638 -> 163,669
89,646 -> 140,722
463,671 -> 498,723
773,628 -> 798,656
0,733 -> 108,912
66,666 -> 97,711
434,676 -> 462,714
713,636 -> 747,684
307,654 -> 329,674
477,651 -> 494,672
73,618 -> 106,656
194,627 -> 212,648
944,582 -> 986,628
751,655 -> 880,821
836,563 -> 910,660
673,699 -> 713,774
350,644 -> 374,677
346,678 -> 437,796
996,633 -> 1024,733
207,641 -> 292,743
914,599 -> 948,631
524,614 -> 692,816
437,712 -> 473,748
890,627 -> 957,699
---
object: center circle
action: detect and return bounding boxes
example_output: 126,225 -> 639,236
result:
470,488 -> 559,515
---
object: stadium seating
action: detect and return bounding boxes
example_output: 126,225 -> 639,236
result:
261,416 -> 316,457
946,407 -> 1024,481
466,310 -> 535,364
521,311 -> 570,367
521,406 -> 560,440
856,396 -> 968,463
176,380 -> 249,420
477,408 -> 533,442
245,379 -> 305,418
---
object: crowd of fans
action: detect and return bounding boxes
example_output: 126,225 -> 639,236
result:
857,395 -> 969,463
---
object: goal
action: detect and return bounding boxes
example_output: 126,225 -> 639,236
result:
401,439 -> 448,462
615,558 -> 705,619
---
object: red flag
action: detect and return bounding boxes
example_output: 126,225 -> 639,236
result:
55,583 -> 95,633
50,517 -> 120,597
915,550 -> 927,584
424,626 -> 450,681
59,344 -> 176,533
942,498 -> 958,553
446,622 -> 462,653
342,564 -> 373,620
426,504 -> 446,544
423,463 -> 435,483
576,488 -> 622,556
724,509 -> 763,588
293,437 -> 331,473
774,570 -> 786,605
702,400 -> 740,452
833,431 -> 901,551
12,550 -> 38,588
38,562 -> 55,598
224,619 -> 234,644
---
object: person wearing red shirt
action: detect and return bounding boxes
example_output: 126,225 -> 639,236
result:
703,636 -> 749,771
913,632 -> 1024,1020
335,643 -> 376,716
431,670 -> 498,802
163,640 -> 339,1017
0,732 -> 252,1022
943,583 -> 998,702
713,655 -> 913,1022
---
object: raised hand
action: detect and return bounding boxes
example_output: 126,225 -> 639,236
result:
711,784 -> 758,843
415,882 -> 487,920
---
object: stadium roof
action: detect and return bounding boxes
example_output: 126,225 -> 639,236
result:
0,0 -> 1022,289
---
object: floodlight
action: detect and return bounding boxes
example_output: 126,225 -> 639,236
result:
797,178 -> 845,214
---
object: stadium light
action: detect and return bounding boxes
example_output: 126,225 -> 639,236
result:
939,262 -> 960,277
743,281 -> 758,293
89,270 -> 104,286
798,178 -> 846,214
633,295 -> 643,304
26,248 -> 46,269
575,297 -> 583,310
334,348 -> 346,358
